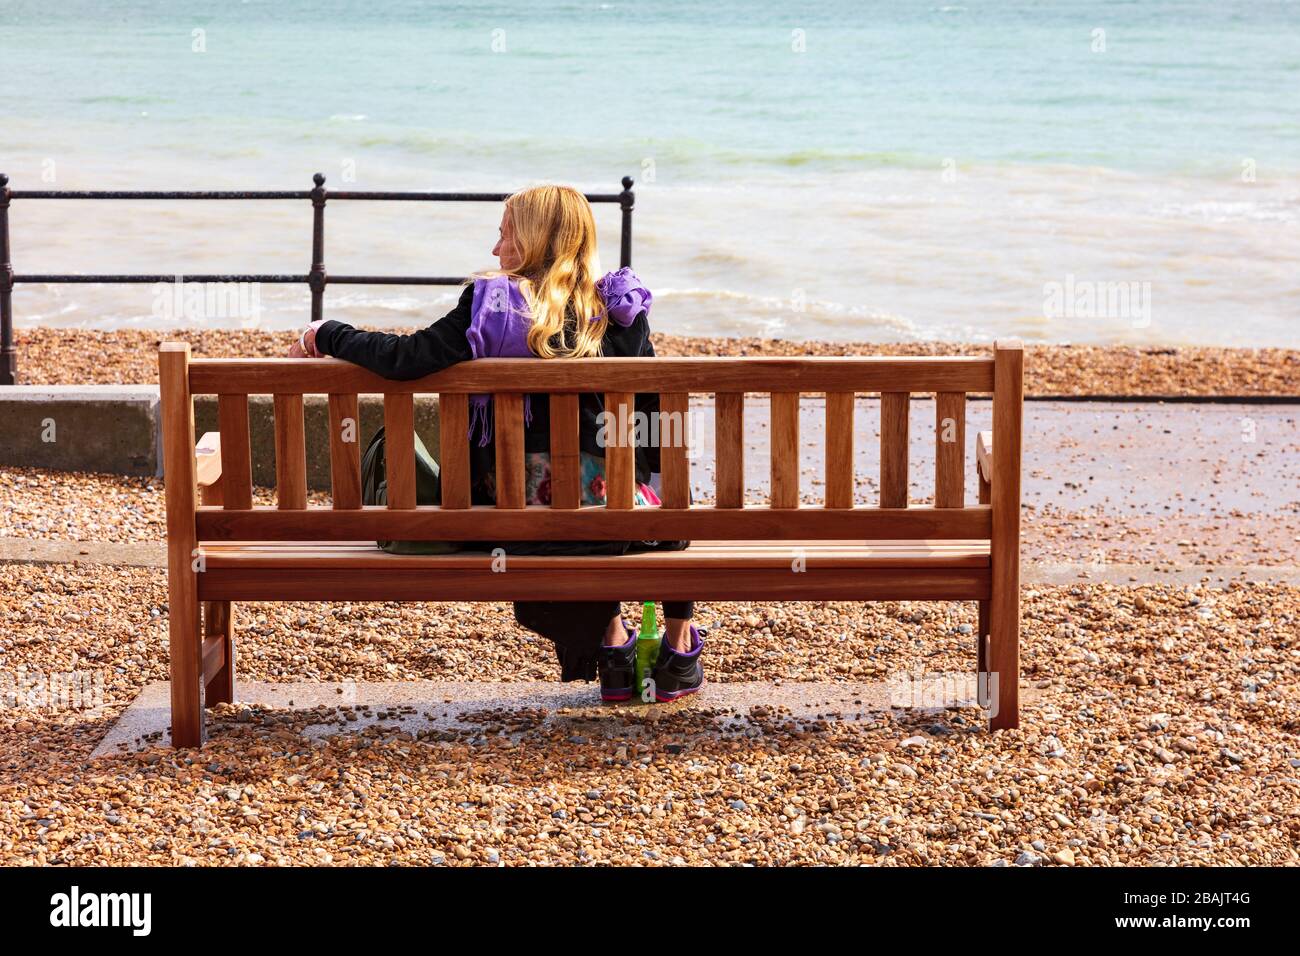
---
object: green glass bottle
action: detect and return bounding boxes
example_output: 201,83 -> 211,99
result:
635,601 -> 661,703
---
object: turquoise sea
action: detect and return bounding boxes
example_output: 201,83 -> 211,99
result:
1,0 -> 1297,345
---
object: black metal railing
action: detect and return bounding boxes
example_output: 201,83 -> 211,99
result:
0,172 -> 636,385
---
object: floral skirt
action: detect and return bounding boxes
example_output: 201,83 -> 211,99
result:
479,451 -> 661,506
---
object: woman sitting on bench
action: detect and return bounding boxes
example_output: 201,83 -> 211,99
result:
287,184 -> 705,702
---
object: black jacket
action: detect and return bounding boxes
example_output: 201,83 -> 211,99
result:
315,284 -> 662,486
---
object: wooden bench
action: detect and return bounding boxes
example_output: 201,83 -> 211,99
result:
159,340 -> 1023,747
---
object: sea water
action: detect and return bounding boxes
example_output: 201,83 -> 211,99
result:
1,0 -> 1296,346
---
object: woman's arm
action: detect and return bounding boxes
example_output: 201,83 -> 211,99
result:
312,285 -> 476,380
599,311 -> 663,476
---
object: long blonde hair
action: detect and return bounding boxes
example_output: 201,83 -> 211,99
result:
485,185 -> 608,359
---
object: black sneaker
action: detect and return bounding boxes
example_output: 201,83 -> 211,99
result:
652,624 -> 705,702
599,621 -> 637,702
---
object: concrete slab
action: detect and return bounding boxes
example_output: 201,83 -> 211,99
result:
0,538 -> 167,568
0,385 -> 160,475
90,678 -> 1022,757
193,393 -> 442,492
0,385 -> 443,490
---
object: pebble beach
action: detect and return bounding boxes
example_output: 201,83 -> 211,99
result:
14,328 -> 1300,396
2,560 -> 1297,867
2,330 -> 1298,867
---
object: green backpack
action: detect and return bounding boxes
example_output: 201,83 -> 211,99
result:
360,426 -> 461,554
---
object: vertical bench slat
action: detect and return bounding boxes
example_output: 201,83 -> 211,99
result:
715,392 -> 745,508
273,394 -> 307,510
494,393 -> 525,509
327,393 -> 362,509
217,393 -> 253,510
824,391 -> 854,509
935,391 -> 966,508
879,392 -> 909,508
604,391 -> 635,509
438,392 -> 471,509
770,392 -> 800,508
384,393 -> 417,509
659,391 -> 690,508
549,393 -> 582,509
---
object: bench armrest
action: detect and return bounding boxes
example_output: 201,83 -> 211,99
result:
976,430 -> 993,483
195,432 -> 222,489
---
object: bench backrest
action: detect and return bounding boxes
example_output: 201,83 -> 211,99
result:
159,342 -> 1023,546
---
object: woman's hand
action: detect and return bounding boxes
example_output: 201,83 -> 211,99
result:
287,323 -> 324,358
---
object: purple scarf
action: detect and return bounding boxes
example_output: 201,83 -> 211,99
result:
465,268 -> 653,447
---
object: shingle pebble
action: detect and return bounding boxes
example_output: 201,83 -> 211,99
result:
2,560 -> 1299,866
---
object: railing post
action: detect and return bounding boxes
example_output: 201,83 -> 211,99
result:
0,173 -> 16,385
618,175 -> 635,269
309,172 -> 327,323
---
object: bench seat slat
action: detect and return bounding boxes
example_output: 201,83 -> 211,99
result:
197,540 -> 990,570
198,566 -> 990,602
200,538 -> 991,553
195,504 -> 992,541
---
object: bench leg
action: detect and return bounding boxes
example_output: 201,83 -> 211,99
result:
168,573 -> 205,748
203,601 -> 236,706
987,594 -> 1020,730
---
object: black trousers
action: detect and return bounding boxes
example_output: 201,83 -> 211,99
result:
514,600 -> 695,682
